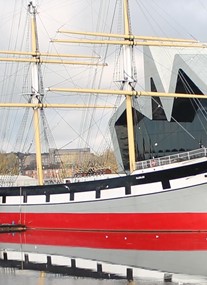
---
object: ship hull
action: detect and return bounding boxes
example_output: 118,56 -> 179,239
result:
1,212 -> 207,231
1,159 -> 207,231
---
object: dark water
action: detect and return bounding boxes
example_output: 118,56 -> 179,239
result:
1,230 -> 207,284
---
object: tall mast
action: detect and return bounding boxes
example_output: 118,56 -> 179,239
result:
123,0 -> 136,173
29,2 -> 43,185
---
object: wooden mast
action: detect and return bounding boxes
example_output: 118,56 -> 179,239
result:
29,2 -> 44,185
123,0 -> 136,173
0,3 -> 111,185
57,30 -> 198,43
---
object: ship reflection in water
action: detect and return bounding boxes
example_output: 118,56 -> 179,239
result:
1,230 -> 207,284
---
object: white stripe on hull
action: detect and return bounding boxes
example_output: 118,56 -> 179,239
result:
1,178 -> 207,214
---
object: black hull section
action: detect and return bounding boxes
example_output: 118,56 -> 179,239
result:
0,159 -> 206,199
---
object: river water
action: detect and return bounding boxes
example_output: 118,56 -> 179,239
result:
1,269 -> 207,285
1,230 -> 207,284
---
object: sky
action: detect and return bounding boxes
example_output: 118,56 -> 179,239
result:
0,0 -> 207,155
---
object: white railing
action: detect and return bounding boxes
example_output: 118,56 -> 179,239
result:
136,148 -> 207,170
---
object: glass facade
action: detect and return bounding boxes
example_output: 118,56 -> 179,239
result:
114,69 -> 207,171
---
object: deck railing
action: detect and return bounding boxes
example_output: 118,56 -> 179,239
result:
136,148 -> 207,170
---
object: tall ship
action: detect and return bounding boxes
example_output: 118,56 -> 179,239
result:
0,1 -> 207,231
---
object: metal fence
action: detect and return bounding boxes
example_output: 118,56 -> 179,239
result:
136,148 -> 207,170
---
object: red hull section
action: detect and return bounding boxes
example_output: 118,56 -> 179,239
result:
1,212 -> 207,231
1,230 -> 207,250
